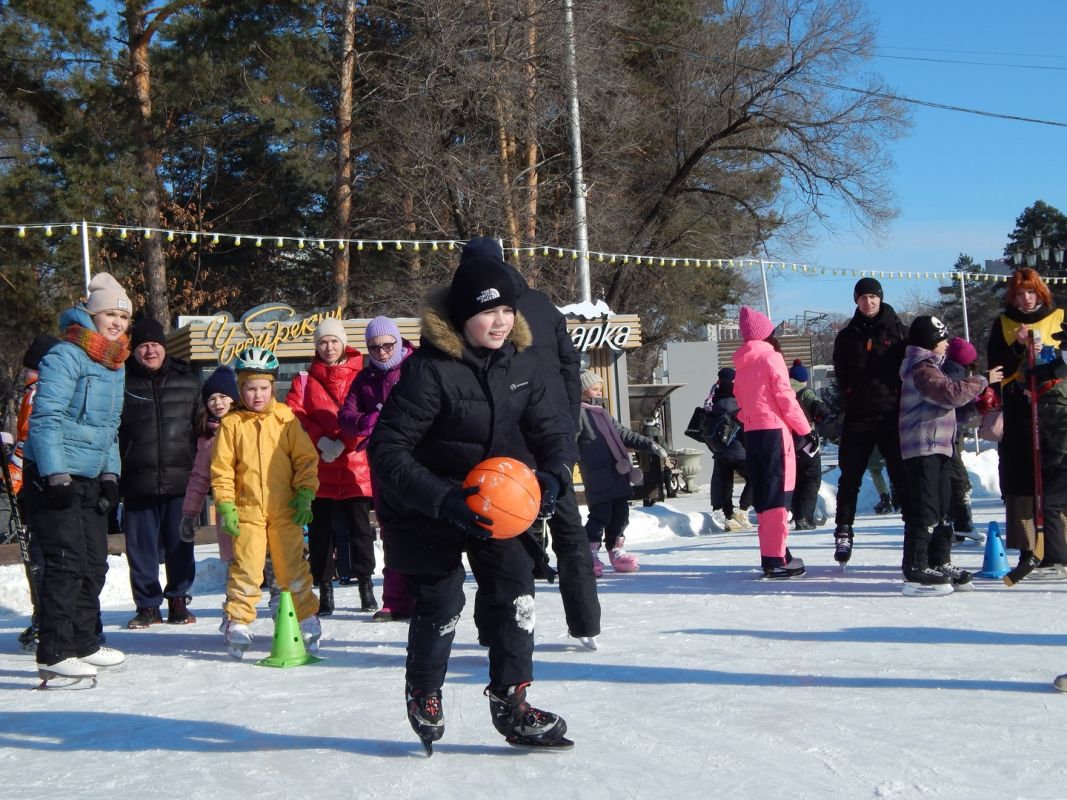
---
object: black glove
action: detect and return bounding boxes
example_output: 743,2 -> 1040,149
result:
440,486 -> 493,540
801,431 -> 820,456
535,471 -> 561,519
97,475 -> 120,515
43,473 -> 76,510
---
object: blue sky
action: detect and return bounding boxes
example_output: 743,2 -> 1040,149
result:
765,0 -> 1067,325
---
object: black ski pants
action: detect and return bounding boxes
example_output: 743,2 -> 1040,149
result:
404,535 -> 535,693
836,415 -> 909,527
23,469 -> 108,666
585,497 -> 630,551
546,484 -> 601,638
710,456 -> 751,515
901,454 -> 953,569
308,496 -> 374,583
791,449 -> 822,524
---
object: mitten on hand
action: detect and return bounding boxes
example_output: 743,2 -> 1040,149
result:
439,486 -> 492,539
317,437 -> 345,463
179,514 -> 198,543
289,486 -> 315,526
97,474 -> 120,514
534,471 -> 561,519
45,473 -> 75,510
215,501 -> 240,538
653,445 -> 669,460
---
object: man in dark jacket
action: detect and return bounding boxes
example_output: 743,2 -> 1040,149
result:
831,278 -> 909,565
119,318 -> 201,627
474,238 -> 601,648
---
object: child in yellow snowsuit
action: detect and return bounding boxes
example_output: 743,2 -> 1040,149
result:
210,346 -> 322,658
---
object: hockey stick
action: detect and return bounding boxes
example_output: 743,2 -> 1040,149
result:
1004,329 -> 1046,586
0,453 -> 40,609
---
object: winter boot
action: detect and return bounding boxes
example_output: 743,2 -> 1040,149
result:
299,615 -> 322,653
833,524 -> 854,565
873,493 -> 893,514
608,536 -> 639,573
589,543 -> 605,578
220,619 -> 253,659
406,684 -> 445,755
127,607 -> 163,629
357,577 -> 379,612
167,595 -> 196,625
731,508 -> 753,530
80,646 -> 126,669
18,623 -> 38,652
318,582 -> 335,617
485,682 -> 573,748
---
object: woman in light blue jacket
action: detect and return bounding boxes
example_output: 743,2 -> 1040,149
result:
23,273 -> 132,684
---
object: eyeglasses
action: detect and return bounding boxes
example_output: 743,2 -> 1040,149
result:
367,341 -> 397,354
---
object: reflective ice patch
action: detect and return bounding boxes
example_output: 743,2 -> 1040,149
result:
513,594 -> 536,633
438,614 -> 460,637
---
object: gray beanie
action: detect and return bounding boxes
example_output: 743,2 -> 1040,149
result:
85,272 -> 132,314
580,369 -> 604,393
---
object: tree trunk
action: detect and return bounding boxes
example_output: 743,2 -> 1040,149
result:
333,0 -> 357,313
125,2 -> 169,329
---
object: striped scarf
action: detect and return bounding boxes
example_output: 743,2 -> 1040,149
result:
63,324 -> 130,370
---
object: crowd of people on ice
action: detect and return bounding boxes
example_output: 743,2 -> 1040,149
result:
6,244 -> 1067,746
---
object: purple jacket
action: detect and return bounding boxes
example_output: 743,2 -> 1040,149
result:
898,345 -> 987,460
338,340 -> 415,445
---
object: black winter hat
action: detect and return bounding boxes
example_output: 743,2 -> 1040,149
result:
22,333 -> 60,371
717,367 -> 735,382
131,317 -> 166,350
446,237 -> 518,327
202,365 -> 240,406
909,315 -> 950,350
853,277 -> 884,301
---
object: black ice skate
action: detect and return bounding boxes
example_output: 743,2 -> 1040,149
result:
406,684 -> 444,756
833,525 -> 854,569
873,493 -> 894,514
902,565 -> 953,597
486,682 -> 573,749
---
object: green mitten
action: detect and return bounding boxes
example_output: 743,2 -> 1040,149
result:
215,501 -> 240,538
289,486 -> 315,527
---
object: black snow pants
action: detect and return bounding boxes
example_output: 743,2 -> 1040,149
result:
546,484 -> 601,638
791,448 -> 822,524
836,414 -> 909,527
901,454 -> 953,571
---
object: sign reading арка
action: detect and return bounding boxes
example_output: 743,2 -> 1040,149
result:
568,316 -> 640,352
202,303 -> 343,364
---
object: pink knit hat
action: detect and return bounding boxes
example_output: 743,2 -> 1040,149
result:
739,306 -> 775,341
947,337 -> 977,366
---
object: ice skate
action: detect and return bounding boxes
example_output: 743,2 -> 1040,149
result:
37,657 -> 98,689
486,682 -> 572,749
608,537 -> 639,573
1027,564 -> 1067,581
80,646 -> 126,670
569,632 -> 598,651
902,565 -> 954,597
299,615 -> 322,654
761,556 -> 805,580
932,563 -> 975,592
833,525 -> 854,570
220,619 -> 253,660
406,684 -> 444,756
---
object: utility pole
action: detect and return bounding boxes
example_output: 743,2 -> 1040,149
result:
561,0 -> 591,304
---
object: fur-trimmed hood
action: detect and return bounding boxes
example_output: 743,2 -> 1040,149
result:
419,285 -> 533,359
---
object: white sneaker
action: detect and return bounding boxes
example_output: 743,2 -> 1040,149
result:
38,657 -> 97,680
299,615 -> 322,653
731,509 -> 753,530
80,646 -> 126,668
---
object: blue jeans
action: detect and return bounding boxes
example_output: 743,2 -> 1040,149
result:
124,495 -> 195,609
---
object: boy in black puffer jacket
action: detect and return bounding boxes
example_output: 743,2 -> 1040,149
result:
369,241 -> 578,753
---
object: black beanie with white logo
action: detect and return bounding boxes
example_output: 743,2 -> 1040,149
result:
909,315 -> 950,351
446,237 -> 518,328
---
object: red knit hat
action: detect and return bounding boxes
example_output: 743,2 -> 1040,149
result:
739,306 -> 775,341
947,337 -> 977,366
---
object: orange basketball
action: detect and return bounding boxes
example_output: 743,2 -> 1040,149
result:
463,457 -> 542,539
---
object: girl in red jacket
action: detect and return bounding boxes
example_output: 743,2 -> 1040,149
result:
286,319 -> 376,615
732,307 -> 814,579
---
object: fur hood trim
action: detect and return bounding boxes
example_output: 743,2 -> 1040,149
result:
419,285 -> 532,359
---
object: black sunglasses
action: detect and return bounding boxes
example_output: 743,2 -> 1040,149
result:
368,341 -> 397,353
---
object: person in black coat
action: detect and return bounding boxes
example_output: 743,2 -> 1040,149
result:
489,239 -> 600,646
831,278 -> 909,565
118,318 -> 201,628
368,247 -> 577,751
704,371 -> 753,531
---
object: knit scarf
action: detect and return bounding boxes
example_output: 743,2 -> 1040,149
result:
582,403 -> 633,475
63,324 -> 130,370
370,345 -> 408,371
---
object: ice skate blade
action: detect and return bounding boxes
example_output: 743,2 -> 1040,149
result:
35,674 -> 97,690
506,734 -> 574,750
419,738 -> 434,756
573,635 -> 597,651
902,582 -> 954,597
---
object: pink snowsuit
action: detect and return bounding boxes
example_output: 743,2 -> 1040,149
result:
183,433 -> 233,562
732,340 -> 812,563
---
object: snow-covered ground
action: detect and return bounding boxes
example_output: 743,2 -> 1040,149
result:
2,449 -> 1066,800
